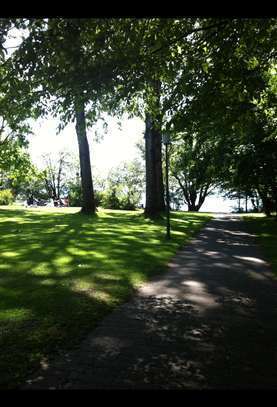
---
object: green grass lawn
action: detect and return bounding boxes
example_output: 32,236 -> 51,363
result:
244,214 -> 277,276
0,206 -> 212,389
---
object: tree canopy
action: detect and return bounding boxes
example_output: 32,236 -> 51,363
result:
0,17 -> 276,216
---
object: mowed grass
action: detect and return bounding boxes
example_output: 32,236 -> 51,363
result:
0,206 -> 212,388
244,213 -> 277,275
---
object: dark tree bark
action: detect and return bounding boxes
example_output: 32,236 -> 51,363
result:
144,113 -> 165,217
144,78 -> 165,218
272,185 -> 277,217
258,188 -> 273,217
187,203 -> 198,211
75,99 -> 96,214
56,156 -> 64,201
263,198 -> 273,217
174,173 -> 211,212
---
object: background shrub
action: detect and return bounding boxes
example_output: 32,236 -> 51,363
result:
0,189 -> 14,205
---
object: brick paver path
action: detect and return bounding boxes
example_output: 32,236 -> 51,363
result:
23,215 -> 277,389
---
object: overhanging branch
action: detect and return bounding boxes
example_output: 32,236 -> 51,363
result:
151,20 -> 230,55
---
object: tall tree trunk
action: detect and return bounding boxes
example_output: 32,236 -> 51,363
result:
271,185 -> 277,217
187,198 -> 198,212
74,99 -> 96,214
258,188 -> 272,217
196,184 -> 210,212
188,204 -> 198,211
57,158 -> 62,201
144,113 -> 165,217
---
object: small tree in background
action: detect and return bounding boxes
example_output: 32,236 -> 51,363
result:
170,134 -> 219,212
42,151 -> 73,201
0,189 -> 14,205
101,159 -> 145,210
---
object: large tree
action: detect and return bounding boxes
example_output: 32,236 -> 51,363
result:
3,18 -> 276,218
102,18 -> 240,217
170,133 -> 219,211
42,151 -> 72,201
9,18 -> 129,214
0,137 -> 35,196
166,18 -> 277,215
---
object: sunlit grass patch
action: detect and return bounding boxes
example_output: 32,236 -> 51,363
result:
0,206 -> 212,388
0,308 -> 32,321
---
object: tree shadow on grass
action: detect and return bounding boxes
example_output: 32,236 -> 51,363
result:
0,208 -> 210,388
23,216 -> 277,389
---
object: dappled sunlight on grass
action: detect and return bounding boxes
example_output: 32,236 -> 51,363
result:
0,308 -> 32,321
0,206 -> 212,388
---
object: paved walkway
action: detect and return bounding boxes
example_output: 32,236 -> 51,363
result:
23,215 -> 277,389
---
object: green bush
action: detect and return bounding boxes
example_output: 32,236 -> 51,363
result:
101,189 -> 138,211
95,191 -> 104,207
120,196 -> 137,210
0,189 -> 14,205
101,188 -> 121,209
68,185 -> 104,208
68,183 -> 82,206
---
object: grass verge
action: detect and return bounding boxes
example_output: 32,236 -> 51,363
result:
244,213 -> 277,276
0,206 -> 212,388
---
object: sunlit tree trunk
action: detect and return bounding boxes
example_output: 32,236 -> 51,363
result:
74,99 -> 96,214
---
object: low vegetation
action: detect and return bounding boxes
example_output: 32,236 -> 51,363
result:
244,214 -> 277,275
0,189 -> 14,205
